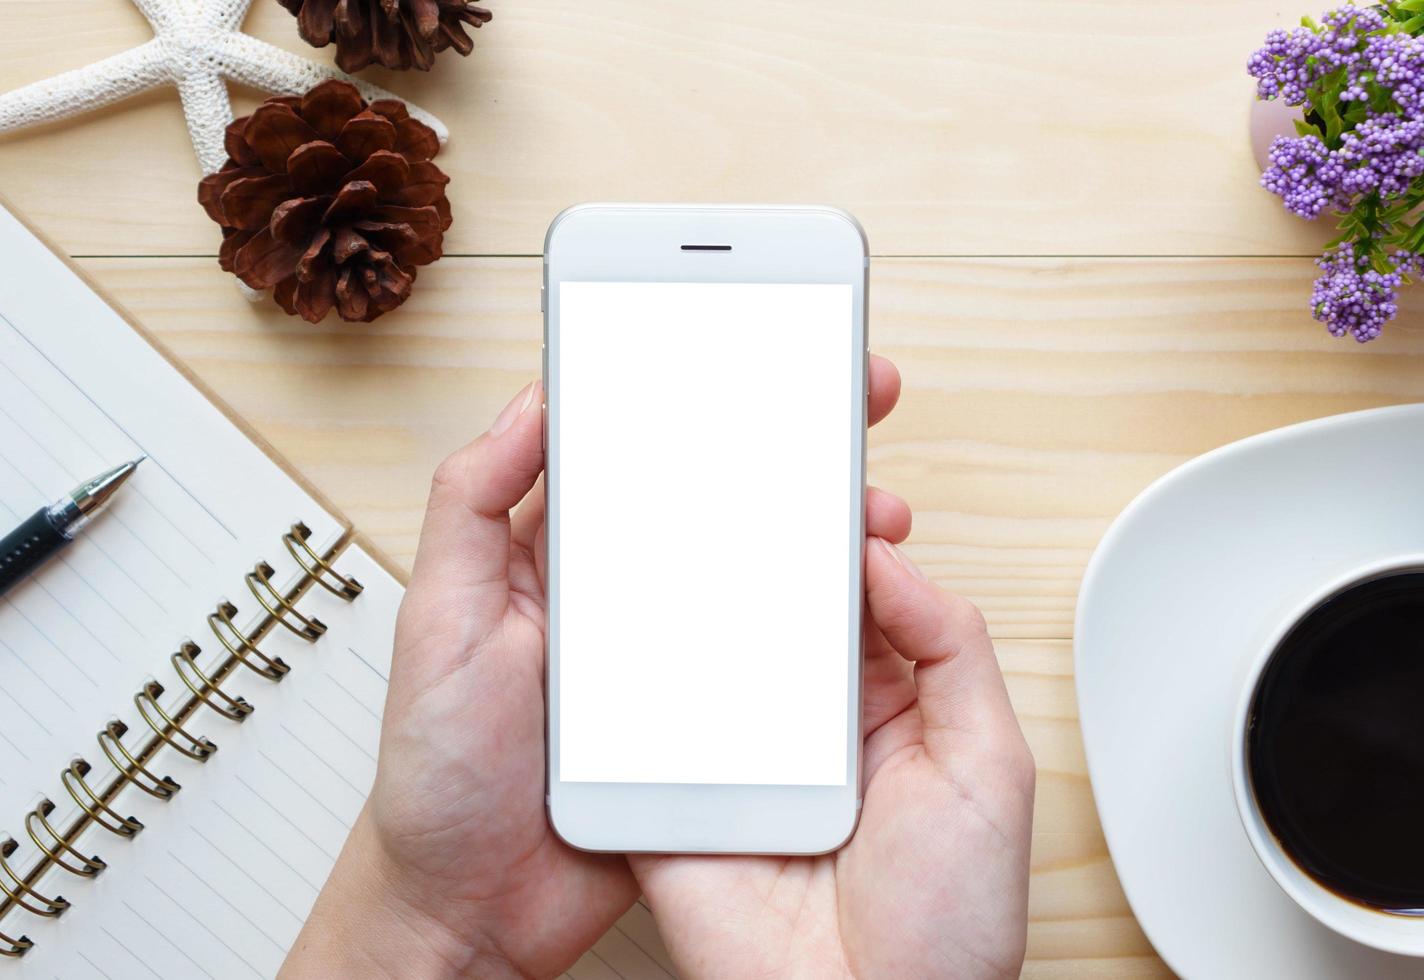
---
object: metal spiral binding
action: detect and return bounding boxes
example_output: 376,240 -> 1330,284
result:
0,527 -> 361,957
210,601 -> 290,681
24,800 -> 104,878
0,929 -> 30,958
61,760 -> 143,838
134,681 -> 217,761
247,561 -> 327,640
172,642 -> 254,722
0,841 -> 66,918
97,721 -> 180,800
286,522 -> 364,599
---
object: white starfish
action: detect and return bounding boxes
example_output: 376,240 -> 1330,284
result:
0,0 -> 447,176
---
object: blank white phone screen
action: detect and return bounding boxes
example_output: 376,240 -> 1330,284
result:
556,281 -> 855,786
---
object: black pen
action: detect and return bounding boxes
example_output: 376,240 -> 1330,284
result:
0,458 -> 145,598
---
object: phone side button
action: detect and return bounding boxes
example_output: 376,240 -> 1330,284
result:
540,286 -> 546,312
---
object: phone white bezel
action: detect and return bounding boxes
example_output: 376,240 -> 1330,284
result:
543,203 -> 869,854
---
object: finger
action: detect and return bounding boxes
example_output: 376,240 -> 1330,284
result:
868,354 -> 901,427
865,537 -> 1021,762
863,619 -> 915,737
509,477 -> 546,604
511,475 -> 545,553
408,380 -> 544,629
865,486 -> 911,543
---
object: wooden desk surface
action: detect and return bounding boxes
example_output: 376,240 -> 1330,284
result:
3,2 -> 1422,976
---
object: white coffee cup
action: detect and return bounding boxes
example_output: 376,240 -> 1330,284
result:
1229,554 -> 1424,957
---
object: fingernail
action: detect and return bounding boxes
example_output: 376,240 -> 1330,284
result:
491,381 -> 537,437
878,537 -> 928,582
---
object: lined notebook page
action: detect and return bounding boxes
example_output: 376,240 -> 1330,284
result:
10,545 -> 400,979
0,200 -> 350,971
0,202 -> 345,827
0,202 -> 676,978
6,535 -> 670,980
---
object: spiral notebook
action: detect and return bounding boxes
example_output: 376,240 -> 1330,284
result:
0,201 -> 675,980
0,198 -> 409,978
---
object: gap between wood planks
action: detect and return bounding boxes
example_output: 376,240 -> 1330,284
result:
69,253 -> 1327,260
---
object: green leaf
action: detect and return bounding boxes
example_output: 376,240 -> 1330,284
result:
1404,219 -> 1424,252
1319,95 -> 1344,143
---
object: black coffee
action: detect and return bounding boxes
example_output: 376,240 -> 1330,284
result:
1247,571 -> 1424,915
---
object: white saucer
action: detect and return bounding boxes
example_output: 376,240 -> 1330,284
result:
1075,404 -> 1424,979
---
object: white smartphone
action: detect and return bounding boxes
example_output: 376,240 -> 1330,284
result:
543,203 -> 868,854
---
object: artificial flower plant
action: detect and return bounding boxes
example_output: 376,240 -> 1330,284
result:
1250,1 -> 1424,341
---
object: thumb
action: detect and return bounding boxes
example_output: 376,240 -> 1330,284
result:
407,380 -> 544,632
865,537 -> 1021,764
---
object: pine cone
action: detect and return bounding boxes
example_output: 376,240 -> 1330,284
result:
198,80 -> 451,323
278,0 -> 492,72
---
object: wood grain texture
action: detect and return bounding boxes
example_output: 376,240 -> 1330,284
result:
1002,640 -> 1174,980
68,253 -> 1424,977
6,0 -> 1423,972
76,256 -> 1424,640
0,0 -> 1331,257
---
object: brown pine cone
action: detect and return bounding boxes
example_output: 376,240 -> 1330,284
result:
198,80 -> 451,323
278,0 -> 492,72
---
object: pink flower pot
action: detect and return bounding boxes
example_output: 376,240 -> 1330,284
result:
1250,96 -> 1306,171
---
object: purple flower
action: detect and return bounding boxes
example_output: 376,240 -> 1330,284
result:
1250,7 -> 1424,342
1394,249 -> 1424,277
1359,31 -> 1424,116
1262,134 -> 1348,218
1311,244 -> 1406,342
1253,17 -> 1424,211
1336,114 -> 1424,199
1248,27 -> 1330,104
1247,7 -> 1387,106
